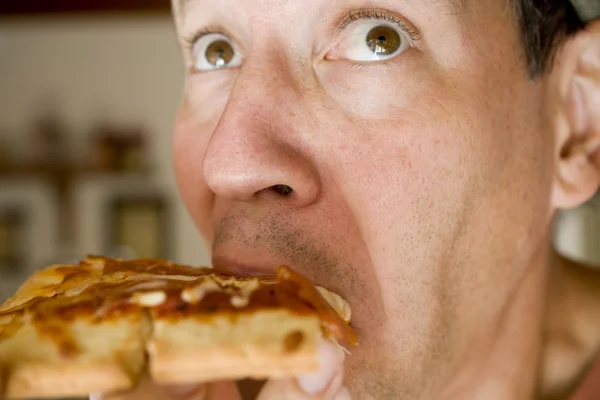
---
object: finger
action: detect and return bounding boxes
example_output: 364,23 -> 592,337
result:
91,378 -> 243,400
205,381 -> 242,400
90,373 -> 223,400
257,340 -> 349,400
90,381 -> 206,400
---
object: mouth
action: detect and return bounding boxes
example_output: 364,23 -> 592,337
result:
210,251 -> 348,303
211,256 -> 278,278
212,254 -> 354,330
211,263 -> 276,278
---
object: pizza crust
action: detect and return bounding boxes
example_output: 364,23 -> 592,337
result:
0,313 -> 149,399
149,310 -> 321,385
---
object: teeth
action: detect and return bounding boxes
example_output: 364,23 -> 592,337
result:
315,286 -> 352,323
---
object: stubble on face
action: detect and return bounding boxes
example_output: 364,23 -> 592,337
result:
171,0 -> 557,397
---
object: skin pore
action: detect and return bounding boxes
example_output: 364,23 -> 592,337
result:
168,0 -> 600,398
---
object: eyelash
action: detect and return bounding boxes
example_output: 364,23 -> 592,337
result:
348,59 -> 401,70
182,27 -> 227,51
337,8 -> 421,42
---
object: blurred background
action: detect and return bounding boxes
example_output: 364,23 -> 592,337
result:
0,1 -> 598,305
0,0 -> 209,302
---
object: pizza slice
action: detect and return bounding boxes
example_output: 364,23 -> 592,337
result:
0,256 -> 356,399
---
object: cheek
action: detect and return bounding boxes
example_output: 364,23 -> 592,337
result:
173,102 -> 215,241
317,52 -> 432,120
173,73 -> 234,191
172,73 -> 235,241
324,66 -> 547,328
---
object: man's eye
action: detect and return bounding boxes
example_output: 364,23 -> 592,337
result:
192,33 -> 242,71
326,21 -> 411,62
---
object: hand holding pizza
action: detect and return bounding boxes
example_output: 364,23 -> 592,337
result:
256,340 -> 349,400
94,339 -> 349,400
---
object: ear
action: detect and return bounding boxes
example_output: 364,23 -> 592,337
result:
551,20 -> 600,210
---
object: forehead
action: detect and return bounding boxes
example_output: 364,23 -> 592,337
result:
171,0 -> 477,46
176,0 -> 463,6
174,0 -> 466,23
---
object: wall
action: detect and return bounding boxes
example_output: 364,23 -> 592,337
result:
556,197 -> 600,266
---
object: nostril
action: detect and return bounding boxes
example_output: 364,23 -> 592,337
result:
272,184 -> 294,196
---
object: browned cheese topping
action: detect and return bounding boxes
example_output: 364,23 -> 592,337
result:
0,256 -> 357,359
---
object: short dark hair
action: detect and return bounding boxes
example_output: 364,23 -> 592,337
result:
514,0 -> 585,77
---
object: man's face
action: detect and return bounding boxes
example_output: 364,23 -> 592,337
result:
172,0 -> 556,397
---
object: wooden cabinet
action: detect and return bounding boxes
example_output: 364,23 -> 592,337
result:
0,176 -> 173,302
0,178 -> 59,301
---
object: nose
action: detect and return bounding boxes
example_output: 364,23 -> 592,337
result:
202,69 -> 321,207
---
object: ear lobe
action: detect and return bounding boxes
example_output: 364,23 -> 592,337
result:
552,20 -> 600,209
554,148 -> 600,208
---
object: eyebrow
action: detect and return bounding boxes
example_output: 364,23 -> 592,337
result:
173,0 -> 467,29
176,0 -> 465,13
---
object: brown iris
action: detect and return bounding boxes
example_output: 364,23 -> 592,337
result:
205,40 -> 234,68
366,26 -> 401,56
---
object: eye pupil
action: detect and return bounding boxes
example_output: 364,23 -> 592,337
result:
205,40 -> 234,68
366,26 -> 401,57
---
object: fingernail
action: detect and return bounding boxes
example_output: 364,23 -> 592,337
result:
334,387 -> 351,400
296,342 -> 344,395
89,393 -> 102,400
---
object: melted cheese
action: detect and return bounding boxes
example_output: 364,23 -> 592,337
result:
181,279 -> 221,304
131,291 -> 167,307
230,296 -> 250,308
315,286 -> 352,323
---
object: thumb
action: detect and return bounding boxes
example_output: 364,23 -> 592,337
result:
257,340 -> 350,400
90,380 -> 208,400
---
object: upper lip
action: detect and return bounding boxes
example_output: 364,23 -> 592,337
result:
211,255 -> 279,277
